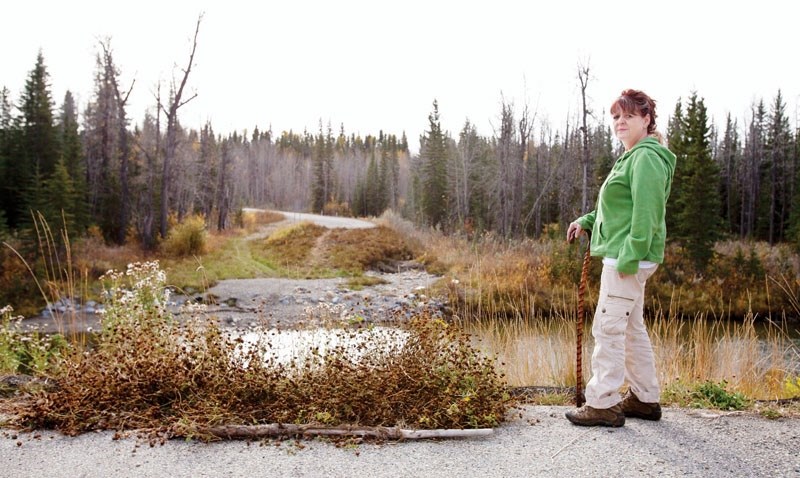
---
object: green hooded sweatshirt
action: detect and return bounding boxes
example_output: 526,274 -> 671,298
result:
575,136 -> 676,275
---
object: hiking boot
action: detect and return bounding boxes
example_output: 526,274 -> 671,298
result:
565,404 -> 625,427
621,390 -> 662,421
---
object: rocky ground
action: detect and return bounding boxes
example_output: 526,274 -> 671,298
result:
196,268 -> 447,330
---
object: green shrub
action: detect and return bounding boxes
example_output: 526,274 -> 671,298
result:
691,380 -> 749,411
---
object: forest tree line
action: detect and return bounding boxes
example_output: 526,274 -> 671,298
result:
0,43 -> 798,275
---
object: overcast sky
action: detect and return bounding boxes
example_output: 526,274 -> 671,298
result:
3,0 -> 798,152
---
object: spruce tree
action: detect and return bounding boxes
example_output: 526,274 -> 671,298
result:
9,52 -> 59,229
58,91 -> 89,232
763,91 -> 793,243
0,86 -> 15,228
420,100 -> 449,229
665,98 -> 684,236
43,158 -> 79,238
672,93 -> 721,271
788,126 -> 800,249
311,125 -> 326,213
19,52 -> 59,177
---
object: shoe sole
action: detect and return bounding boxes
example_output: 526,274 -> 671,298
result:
623,411 -> 661,421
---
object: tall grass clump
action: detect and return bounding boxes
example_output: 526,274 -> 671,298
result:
162,214 -> 207,257
12,261 -> 512,438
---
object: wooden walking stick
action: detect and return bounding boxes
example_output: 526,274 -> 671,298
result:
575,232 -> 591,407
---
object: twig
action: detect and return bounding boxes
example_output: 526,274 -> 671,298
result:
551,427 -> 593,460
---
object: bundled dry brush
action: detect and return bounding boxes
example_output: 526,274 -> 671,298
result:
13,261 -> 511,438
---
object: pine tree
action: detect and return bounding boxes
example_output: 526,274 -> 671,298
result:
19,52 -> 59,177
43,159 -> 79,238
419,100 -> 449,229
671,93 -> 721,271
58,91 -> 89,232
763,91 -> 793,243
311,122 -> 334,213
0,86 -> 16,228
665,98 -> 684,236
12,52 -> 59,229
788,125 -> 800,249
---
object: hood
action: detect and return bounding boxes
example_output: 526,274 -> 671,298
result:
630,136 -> 676,178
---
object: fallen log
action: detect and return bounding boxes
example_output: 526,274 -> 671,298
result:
199,423 -> 494,440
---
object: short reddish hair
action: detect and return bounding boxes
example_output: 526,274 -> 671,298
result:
610,89 -> 658,135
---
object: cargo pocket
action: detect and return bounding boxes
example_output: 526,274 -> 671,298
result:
599,294 -> 635,336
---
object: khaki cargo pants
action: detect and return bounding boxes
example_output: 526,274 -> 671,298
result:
585,263 -> 660,409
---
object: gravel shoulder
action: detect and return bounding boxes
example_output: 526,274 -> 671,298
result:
2,405 -> 798,478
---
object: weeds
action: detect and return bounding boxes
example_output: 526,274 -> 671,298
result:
0,306 -> 67,377
10,262 -> 512,438
690,380 -> 749,411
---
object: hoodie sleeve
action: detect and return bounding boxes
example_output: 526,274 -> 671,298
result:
576,210 -> 596,231
616,148 -> 669,275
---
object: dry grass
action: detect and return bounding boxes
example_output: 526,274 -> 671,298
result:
456,310 -> 799,403
241,209 -> 285,232
321,226 -> 416,273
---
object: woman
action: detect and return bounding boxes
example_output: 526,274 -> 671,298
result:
565,89 -> 676,427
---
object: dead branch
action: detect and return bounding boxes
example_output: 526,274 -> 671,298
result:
198,423 -> 494,441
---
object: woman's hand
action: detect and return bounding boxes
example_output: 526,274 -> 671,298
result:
567,222 -> 583,243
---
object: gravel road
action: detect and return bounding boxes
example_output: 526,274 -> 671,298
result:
2,406 -> 798,477
246,209 -> 376,229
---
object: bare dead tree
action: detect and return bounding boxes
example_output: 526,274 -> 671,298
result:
517,101 -> 535,235
577,60 -> 593,214
99,39 -> 135,244
159,14 -> 201,238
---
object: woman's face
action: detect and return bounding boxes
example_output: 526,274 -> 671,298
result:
612,110 -> 650,150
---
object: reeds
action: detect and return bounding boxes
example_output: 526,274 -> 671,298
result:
455,306 -> 799,401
